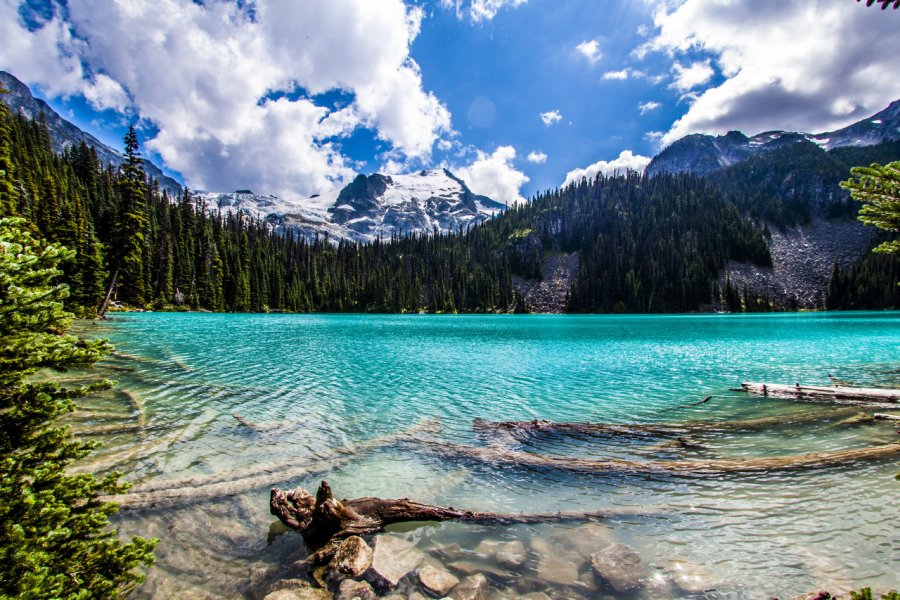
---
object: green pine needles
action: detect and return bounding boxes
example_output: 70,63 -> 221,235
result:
0,217 -> 156,599
842,161 -> 900,254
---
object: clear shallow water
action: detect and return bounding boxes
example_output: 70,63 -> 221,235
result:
63,312 -> 900,599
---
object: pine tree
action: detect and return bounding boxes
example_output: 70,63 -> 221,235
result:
111,127 -> 147,307
841,161 -> 900,254
0,217 -> 157,598
0,90 -> 18,216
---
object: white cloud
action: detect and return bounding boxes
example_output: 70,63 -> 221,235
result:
455,146 -> 529,204
638,100 -> 662,114
643,0 -> 900,147
0,0 -> 451,201
562,150 -> 651,186
526,150 -> 547,164
439,0 -> 527,22
670,60 -> 714,92
437,139 -> 454,151
540,109 -> 563,126
603,69 -> 631,81
576,40 -> 602,64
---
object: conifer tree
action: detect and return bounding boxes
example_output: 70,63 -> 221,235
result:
0,217 -> 156,598
110,127 -> 147,307
0,90 -> 17,215
841,161 -> 900,254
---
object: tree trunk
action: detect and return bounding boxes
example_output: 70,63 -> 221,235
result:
97,267 -> 119,318
417,438 -> 900,475
270,481 -> 659,550
741,382 -> 899,405
473,406 -> 864,440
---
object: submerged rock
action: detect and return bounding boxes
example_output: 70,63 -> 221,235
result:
248,564 -> 281,600
530,538 -> 585,587
366,535 -> 425,589
449,573 -> 489,600
448,558 -> 514,580
262,587 -> 330,600
667,558 -> 715,594
474,540 -> 527,569
590,543 -> 646,593
335,578 -> 377,600
330,536 -> 374,578
262,578 -> 331,600
551,522 -> 618,560
417,564 -> 460,596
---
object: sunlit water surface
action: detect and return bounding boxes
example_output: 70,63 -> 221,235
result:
62,312 -> 900,599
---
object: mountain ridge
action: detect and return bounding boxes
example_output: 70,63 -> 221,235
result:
0,71 -> 183,196
646,100 -> 900,177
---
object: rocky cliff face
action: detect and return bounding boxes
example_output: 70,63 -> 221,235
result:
722,219 -> 875,309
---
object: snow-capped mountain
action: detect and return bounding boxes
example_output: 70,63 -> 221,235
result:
646,100 -> 900,177
198,169 -> 506,243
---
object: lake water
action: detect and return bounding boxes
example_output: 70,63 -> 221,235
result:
62,312 -> 900,599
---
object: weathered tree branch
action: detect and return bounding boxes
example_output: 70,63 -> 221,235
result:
270,481 -> 659,550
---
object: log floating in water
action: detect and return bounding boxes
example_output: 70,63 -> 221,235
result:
417,439 -> 900,475
474,407 -> 864,440
874,413 -> 900,421
270,480 -> 659,550
741,382 -> 899,405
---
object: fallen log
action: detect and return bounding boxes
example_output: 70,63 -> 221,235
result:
473,407 -> 864,440
270,480 -> 660,550
741,382 -> 899,406
874,413 -> 900,421
102,420 -> 436,509
417,439 -> 900,475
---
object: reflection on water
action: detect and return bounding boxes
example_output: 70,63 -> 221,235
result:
57,313 -> 900,599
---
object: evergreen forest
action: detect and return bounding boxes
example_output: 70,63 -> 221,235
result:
0,98 -> 896,315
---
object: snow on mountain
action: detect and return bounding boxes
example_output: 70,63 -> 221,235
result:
198,168 -> 506,243
646,100 -> 900,177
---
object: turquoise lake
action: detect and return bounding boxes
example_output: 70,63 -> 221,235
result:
65,312 -> 900,599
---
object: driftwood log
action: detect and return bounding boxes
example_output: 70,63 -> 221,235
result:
417,439 -> 900,475
473,406 -> 864,441
270,480 -> 658,550
100,420 -> 435,509
741,382 -> 899,405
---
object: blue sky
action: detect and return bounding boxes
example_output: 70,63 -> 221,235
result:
2,0 -> 899,204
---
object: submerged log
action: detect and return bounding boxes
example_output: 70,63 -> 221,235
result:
103,420 -> 436,509
417,439 -> 900,475
270,480 -> 658,550
741,382 -> 899,405
473,406 -> 864,441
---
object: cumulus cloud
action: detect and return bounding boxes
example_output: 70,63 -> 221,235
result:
643,0 -> 900,146
0,0 -> 451,201
576,40 -> 602,64
540,109 -> 563,126
455,146 -> 529,205
562,150 -> 651,186
670,60 -> 714,93
638,100 -> 662,114
526,150 -> 547,164
439,0 -> 527,22
603,69 -> 631,81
